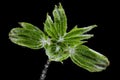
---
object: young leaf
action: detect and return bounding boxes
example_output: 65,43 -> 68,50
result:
44,14 -> 57,39
57,3 -> 67,36
64,34 -> 93,43
64,25 -> 94,45
44,3 -> 67,40
64,25 -> 97,39
70,45 -> 109,72
64,37 -> 87,46
19,22 -> 44,34
79,34 -> 94,40
79,25 -> 97,34
9,22 -> 46,49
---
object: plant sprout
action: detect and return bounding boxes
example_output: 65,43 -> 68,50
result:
9,3 -> 110,80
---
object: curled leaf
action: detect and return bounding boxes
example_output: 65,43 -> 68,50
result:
45,43 -> 69,62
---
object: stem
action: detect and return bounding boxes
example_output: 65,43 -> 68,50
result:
40,59 -> 51,80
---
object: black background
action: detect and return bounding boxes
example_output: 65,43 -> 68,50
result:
1,0 -> 117,80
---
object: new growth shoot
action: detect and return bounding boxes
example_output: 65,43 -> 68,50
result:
9,3 -> 110,80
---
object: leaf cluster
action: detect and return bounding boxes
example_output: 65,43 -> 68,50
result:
9,3 -> 109,72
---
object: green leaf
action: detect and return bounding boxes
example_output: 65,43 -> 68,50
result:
64,25 -> 94,45
64,25 -> 97,39
44,14 -> 57,39
9,22 -> 46,49
70,45 -> 109,72
79,34 -> 94,40
44,3 -> 67,40
19,22 -> 43,32
65,34 -> 93,41
64,37 -> 87,46
57,3 -> 67,36
79,25 -> 97,34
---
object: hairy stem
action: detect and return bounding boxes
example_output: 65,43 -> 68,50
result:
40,59 -> 51,80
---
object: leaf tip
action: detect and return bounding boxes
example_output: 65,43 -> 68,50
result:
90,24 -> 98,28
18,22 -> 26,27
59,2 -> 62,8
